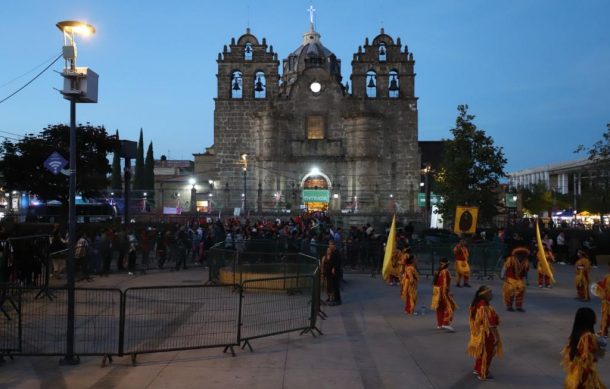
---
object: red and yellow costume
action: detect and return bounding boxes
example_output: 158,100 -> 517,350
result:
594,273 -> 610,337
575,256 -> 592,301
400,261 -> 419,314
537,247 -> 554,288
502,249 -> 529,310
561,332 -> 606,389
467,299 -> 502,379
431,267 -> 457,326
453,242 -> 471,286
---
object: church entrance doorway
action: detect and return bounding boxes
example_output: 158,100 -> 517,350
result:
301,170 -> 331,212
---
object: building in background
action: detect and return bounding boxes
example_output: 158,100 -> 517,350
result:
210,17 -> 421,217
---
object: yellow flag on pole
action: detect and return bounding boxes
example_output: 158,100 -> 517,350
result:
536,221 -> 555,283
382,215 -> 398,282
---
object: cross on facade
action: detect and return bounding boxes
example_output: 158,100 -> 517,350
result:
307,5 -> 316,24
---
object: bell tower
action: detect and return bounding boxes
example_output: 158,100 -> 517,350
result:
350,28 -> 415,105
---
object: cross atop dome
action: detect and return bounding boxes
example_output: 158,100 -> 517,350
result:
307,5 -> 316,26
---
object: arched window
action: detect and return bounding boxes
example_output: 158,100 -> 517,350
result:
231,70 -> 242,99
366,70 -> 377,98
378,43 -> 387,62
389,70 -> 399,98
244,43 -> 253,61
254,71 -> 266,99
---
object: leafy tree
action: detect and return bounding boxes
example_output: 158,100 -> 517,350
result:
434,105 -> 507,227
133,128 -> 145,190
575,123 -> 610,218
0,123 -> 116,203
520,182 -> 570,215
576,123 -> 610,162
111,129 -> 122,194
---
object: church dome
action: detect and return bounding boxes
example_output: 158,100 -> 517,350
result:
283,23 -> 342,85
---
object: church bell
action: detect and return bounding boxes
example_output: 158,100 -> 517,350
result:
254,76 -> 265,92
389,76 -> 399,91
367,76 -> 376,88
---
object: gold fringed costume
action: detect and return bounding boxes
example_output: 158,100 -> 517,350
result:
561,332 -> 606,389
400,263 -> 419,314
595,274 -> 610,337
467,301 -> 503,379
575,257 -> 592,300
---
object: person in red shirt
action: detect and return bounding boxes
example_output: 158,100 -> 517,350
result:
453,239 -> 471,287
431,258 -> 457,332
467,285 -> 502,381
502,247 -> 529,312
400,251 -> 419,315
575,250 -> 592,301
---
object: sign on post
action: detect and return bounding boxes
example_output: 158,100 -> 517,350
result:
417,192 -> 442,207
44,151 -> 68,175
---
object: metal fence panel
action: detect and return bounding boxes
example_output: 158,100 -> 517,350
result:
18,287 -> 67,355
123,285 -> 240,354
240,275 -> 314,341
0,285 -> 21,352
74,288 -> 121,355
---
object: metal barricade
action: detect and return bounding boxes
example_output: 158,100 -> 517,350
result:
122,285 -> 240,357
239,275 -> 314,350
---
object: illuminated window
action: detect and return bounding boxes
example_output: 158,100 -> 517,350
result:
307,116 -> 325,139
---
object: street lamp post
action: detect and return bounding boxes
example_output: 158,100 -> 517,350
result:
422,165 -> 432,228
241,154 -> 248,216
56,20 -> 97,366
189,178 -> 196,213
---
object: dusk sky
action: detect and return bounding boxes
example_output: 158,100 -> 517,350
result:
1,0 -> 609,172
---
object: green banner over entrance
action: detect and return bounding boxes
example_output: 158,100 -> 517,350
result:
302,189 -> 330,203
417,192 -> 442,207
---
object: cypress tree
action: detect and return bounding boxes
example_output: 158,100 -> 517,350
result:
145,142 -> 155,189
134,128 -> 145,190
144,141 -> 155,207
111,129 -> 122,195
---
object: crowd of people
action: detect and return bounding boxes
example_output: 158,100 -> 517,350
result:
389,233 -> 609,385
3,213 -> 610,386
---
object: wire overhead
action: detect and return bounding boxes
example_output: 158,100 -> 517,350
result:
0,53 -> 62,105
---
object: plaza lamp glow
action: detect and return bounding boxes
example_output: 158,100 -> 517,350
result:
56,19 -> 97,366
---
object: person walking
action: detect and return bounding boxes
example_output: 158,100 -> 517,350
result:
593,262 -> 610,338
431,258 -> 457,332
467,286 -> 502,381
561,307 -> 606,389
326,240 -> 342,306
156,231 -> 168,269
100,228 -> 113,277
537,243 -> 555,288
139,228 -> 151,274
575,250 -> 592,301
400,252 -> 419,315
127,230 -> 138,276
453,239 -> 471,288
502,247 -> 529,312
74,233 -> 89,282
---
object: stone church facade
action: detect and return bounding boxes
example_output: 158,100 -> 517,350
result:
213,21 -> 420,214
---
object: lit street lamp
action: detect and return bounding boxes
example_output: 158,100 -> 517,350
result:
56,19 -> 97,366
422,164 -> 432,228
241,154 -> 248,215
189,178 -> 196,213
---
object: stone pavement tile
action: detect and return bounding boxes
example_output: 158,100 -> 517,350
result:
147,366 -> 285,389
283,368 -> 365,389
5,264 -> 610,389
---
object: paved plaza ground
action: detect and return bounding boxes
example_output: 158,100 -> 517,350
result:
1,263 -> 609,389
